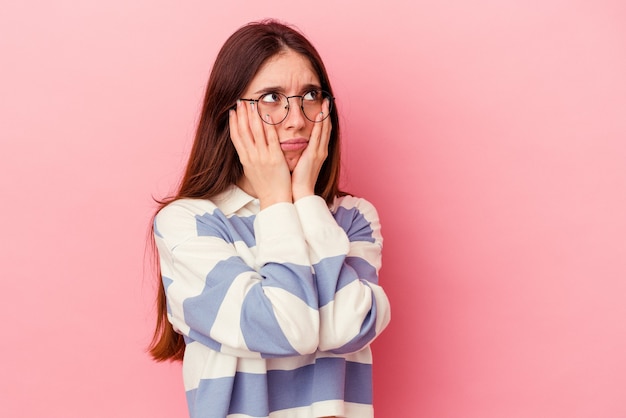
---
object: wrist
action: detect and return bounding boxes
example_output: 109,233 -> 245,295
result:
258,192 -> 292,210
292,187 -> 315,202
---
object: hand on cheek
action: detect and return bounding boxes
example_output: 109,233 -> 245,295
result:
229,100 -> 292,209
291,99 -> 331,201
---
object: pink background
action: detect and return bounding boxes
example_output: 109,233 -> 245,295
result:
2,1 -> 625,417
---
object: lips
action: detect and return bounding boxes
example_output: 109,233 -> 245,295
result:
280,137 -> 308,152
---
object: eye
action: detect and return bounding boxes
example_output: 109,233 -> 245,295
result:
302,90 -> 321,102
260,92 -> 282,103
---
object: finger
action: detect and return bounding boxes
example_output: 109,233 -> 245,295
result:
229,106 -> 246,155
309,98 -> 331,152
236,99 -> 257,147
262,113 -> 282,153
308,106 -> 324,149
319,99 -> 332,151
232,100 -> 259,162
246,100 -> 269,149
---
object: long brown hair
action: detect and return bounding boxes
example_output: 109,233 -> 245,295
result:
149,20 -> 344,362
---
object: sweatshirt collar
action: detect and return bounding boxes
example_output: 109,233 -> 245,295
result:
211,185 -> 258,215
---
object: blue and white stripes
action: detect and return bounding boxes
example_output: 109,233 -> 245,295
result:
154,186 -> 390,418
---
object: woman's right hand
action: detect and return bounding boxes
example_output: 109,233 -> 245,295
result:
229,100 -> 292,209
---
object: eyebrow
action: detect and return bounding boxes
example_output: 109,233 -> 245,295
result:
252,83 -> 322,96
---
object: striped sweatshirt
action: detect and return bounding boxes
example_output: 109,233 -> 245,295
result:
154,185 -> 391,418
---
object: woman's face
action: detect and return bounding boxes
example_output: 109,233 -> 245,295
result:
241,49 -> 321,171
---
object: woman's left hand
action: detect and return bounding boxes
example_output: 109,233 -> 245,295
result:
291,99 -> 332,201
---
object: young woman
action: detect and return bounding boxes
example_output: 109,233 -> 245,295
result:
149,20 -> 391,418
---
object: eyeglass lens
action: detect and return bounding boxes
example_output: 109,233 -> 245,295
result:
256,90 -> 332,125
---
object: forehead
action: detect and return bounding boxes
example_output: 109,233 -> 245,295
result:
244,49 -> 320,94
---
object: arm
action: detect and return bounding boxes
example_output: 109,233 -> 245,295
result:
294,195 -> 391,353
154,199 -> 319,359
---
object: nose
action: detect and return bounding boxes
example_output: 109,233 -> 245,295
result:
283,98 -> 307,129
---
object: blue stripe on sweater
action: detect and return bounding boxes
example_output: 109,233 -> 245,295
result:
315,256 -> 378,307
241,284 -> 299,358
162,276 -> 174,316
184,257 -> 251,353
345,256 -> 378,284
344,360 -> 374,404
268,357 -> 349,409
230,372 -> 270,416
184,257 -> 316,356
271,358 -> 373,409
153,217 -> 163,238
333,206 -> 375,243
330,282 -> 379,354
186,376 -> 234,418
162,276 -> 174,290
240,263 -> 318,358
314,255 -> 358,307
261,262 -> 318,308
196,210 -> 256,247
243,261 -> 317,357
186,359 -> 372,417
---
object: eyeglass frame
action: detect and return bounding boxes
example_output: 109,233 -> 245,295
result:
238,90 -> 335,125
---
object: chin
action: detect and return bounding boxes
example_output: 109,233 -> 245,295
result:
285,155 -> 301,172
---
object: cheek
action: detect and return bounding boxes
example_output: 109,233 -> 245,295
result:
302,121 -> 315,136
285,155 -> 300,172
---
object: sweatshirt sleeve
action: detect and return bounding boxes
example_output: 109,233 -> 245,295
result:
294,195 -> 391,354
154,200 -> 319,359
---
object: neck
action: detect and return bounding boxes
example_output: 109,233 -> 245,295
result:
236,176 -> 257,198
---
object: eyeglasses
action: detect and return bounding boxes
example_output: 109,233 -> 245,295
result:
240,90 -> 334,125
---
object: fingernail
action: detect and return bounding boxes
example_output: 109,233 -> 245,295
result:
237,99 -> 242,107
265,114 -> 270,122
